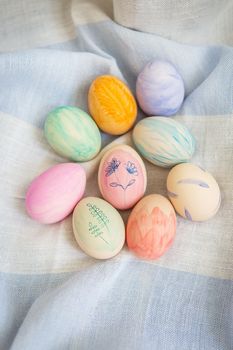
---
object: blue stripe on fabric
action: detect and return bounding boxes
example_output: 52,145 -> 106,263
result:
0,271 -> 74,350
1,262 -> 232,350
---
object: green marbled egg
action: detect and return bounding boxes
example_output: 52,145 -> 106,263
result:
44,106 -> 101,161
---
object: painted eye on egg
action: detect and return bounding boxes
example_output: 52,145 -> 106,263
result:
105,158 -> 121,177
125,161 -> 138,175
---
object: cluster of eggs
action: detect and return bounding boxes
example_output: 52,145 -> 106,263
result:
25,59 -> 221,261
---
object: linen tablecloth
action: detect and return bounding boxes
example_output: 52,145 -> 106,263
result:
0,1 -> 233,349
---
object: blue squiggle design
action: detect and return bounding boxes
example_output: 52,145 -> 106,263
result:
178,178 -> 209,188
185,208 -> 192,221
197,165 -> 206,172
167,190 -> 178,198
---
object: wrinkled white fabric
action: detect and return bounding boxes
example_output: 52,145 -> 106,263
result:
0,1 -> 233,349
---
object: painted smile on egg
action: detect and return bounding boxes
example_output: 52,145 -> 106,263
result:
105,158 -> 138,191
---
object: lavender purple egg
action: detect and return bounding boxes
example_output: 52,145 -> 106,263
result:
136,60 -> 185,116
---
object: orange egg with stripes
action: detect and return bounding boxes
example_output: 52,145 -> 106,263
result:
88,75 -> 137,135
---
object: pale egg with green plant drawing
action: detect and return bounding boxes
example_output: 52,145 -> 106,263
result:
72,197 -> 125,259
98,145 -> 147,210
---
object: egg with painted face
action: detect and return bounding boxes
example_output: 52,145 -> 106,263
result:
127,194 -> 177,260
136,59 -> 184,116
98,145 -> 147,210
88,75 -> 137,135
26,163 -> 86,224
133,117 -> 195,167
44,106 -> 101,161
72,197 -> 125,259
167,163 -> 221,221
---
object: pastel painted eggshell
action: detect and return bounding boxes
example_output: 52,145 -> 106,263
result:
26,163 -> 86,224
167,163 -> 221,221
98,145 -> 147,210
72,197 -> 125,259
136,60 -> 184,116
44,106 -> 101,162
133,116 -> 195,167
88,75 -> 137,135
127,194 -> 176,260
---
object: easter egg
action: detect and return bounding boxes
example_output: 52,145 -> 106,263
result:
133,117 -> 195,167
26,163 -> 86,224
127,194 -> 176,259
88,75 -> 137,135
136,60 -> 184,116
167,163 -> 221,221
72,197 -> 125,259
98,145 -> 147,210
44,106 -> 101,162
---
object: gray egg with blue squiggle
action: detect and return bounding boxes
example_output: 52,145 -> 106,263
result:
132,117 -> 195,168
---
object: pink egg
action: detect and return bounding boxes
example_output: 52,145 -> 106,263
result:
26,163 -> 86,224
127,194 -> 176,259
98,145 -> 147,210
